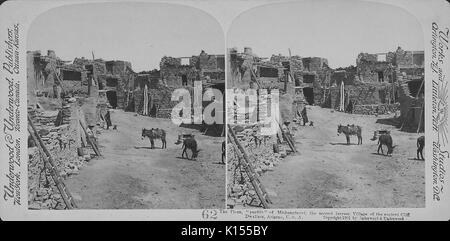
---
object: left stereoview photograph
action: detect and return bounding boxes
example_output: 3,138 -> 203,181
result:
26,3 -> 225,209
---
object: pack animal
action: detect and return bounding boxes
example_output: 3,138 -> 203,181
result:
377,133 -> 396,156
337,124 -> 362,145
181,136 -> 200,160
417,136 -> 425,160
141,128 -> 167,149
222,141 -> 226,164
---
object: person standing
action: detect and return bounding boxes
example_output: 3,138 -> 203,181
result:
301,106 -> 309,126
105,110 -> 112,130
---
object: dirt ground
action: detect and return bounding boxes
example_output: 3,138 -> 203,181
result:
261,106 -> 425,208
65,110 -> 225,209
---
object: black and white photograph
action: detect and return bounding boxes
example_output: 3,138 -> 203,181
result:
226,0 -> 426,209
25,2 -> 226,210
0,0 -> 449,223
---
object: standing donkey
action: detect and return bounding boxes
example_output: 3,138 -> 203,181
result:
141,128 -> 167,149
337,124 -> 363,145
417,136 -> 425,160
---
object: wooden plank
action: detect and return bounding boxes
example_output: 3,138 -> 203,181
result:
28,116 -> 77,209
228,125 -> 270,208
249,67 -> 262,89
276,120 -> 297,153
79,119 -> 101,157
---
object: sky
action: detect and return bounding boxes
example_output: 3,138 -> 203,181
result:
227,0 -> 424,68
27,2 -> 224,72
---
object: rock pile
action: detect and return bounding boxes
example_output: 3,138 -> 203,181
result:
28,104 -> 91,209
227,125 -> 288,208
34,110 -> 59,126
54,105 -> 71,126
353,103 -> 400,115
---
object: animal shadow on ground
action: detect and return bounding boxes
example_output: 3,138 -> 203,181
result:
408,157 -> 425,161
133,146 -> 163,149
330,142 -> 358,146
175,156 -> 197,161
371,152 -> 392,157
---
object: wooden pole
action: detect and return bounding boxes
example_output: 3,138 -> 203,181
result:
28,116 -> 77,209
276,120 -> 297,153
250,66 -> 262,89
228,125 -> 270,208
79,119 -> 101,157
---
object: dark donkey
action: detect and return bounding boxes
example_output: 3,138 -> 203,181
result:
337,124 -> 363,145
181,136 -> 200,160
377,133 -> 396,156
141,128 -> 167,149
417,136 -> 425,160
222,141 -> 226,164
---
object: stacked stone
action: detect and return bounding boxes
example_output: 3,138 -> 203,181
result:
134,88 -> 144,115
156,109 -> 172,119
28,105 -> 90,209
227,125 -> 286,208
353,103 -> 400,115
55,105 -> 72,126
35,110 -> 59,125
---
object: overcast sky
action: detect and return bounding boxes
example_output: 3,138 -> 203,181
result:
228,0 -> 424,68
27,2 -> 224,72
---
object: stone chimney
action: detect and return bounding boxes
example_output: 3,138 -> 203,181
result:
244,47 -> 253,55
47,50 -> 56,58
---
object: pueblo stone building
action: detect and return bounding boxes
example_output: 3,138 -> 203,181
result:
227,46 -> 424,132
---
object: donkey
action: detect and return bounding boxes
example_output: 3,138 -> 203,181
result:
181,136 -> 200,160
337,124 -> 363,145
222,141 -> 226,164
417,136 -> 425,160
377,133 -> 396,156
141,128 -> 167,149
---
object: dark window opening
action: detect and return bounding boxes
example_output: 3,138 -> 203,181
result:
259,67 -> 279,78
216,56 -> 225,70
413,53 -> 424,66
85,65 -> 94,76
378,71 -> 384,82
182,75 -> 188,86
303,74 -> 315,83
303,87 -> 315,105
98,81 -> 104,90
106,90 -> 118,109
62,70 -> 82,81
303,59 -> 311,71
106,78 -> 118,87
282,61 -> 290,72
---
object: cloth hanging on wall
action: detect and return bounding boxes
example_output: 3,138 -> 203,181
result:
339,81 -> 345,112
143,85 -> 148,115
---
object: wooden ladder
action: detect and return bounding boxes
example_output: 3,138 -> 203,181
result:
276,120 -> 297,153
228,125 -> 272,208
28,116 -> 77,209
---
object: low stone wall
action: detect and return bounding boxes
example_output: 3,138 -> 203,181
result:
353,103 -> 400,115
227,125 -> 289,208
156,108 -> 172,119
28,103 -> 93,209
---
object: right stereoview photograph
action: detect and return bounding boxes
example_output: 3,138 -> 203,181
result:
226,0 -> 425,209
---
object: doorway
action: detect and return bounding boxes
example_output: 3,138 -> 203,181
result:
303,87 -> 315,105
182,75 -> 188,86
378,71 -> 384,82
106,90 -> 118,109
